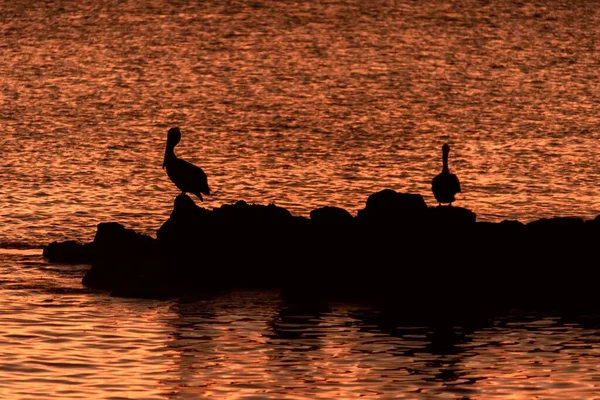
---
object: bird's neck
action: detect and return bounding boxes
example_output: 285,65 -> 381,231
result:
166,144 -> 176,157
442,153 -> 449,172
163,144 -> 176,168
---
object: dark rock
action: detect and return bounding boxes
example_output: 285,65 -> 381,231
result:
471,219 -> 524,242
154,195 -> 313,292
500,219 -> 525,227
156,194 -> 213,243
41,189 -> 600,309
82,222 -> 158,291
43,240 -> 93,264
215,200 -> 294,223
157,196 -> 303,244
310,206 -> 354,224
527,216 -> 585,229
109,277 -> 177,300
427,205 -> 476,226
356,189 -> 427,224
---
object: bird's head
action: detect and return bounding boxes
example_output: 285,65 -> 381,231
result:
164,127 -> 182,169
442,143 -> 450,155
167,127 -> 182,147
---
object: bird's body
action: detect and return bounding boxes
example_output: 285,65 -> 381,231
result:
431,144 -> 461,206
163,127 -> 210,201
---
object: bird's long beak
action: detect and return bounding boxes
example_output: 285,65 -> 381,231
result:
162,147 -> 167,169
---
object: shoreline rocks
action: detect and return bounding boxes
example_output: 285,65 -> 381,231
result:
43,189 -> 600,308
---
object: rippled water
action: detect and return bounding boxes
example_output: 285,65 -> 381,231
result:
2,0 -> 600,246
1,250 -> 600,399
3,1 -> 600,397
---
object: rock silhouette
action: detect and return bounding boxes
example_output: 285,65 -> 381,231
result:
43,189 -> 600,312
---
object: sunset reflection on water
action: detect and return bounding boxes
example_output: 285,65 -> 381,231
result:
2,0 -> 600,397
1,251 -> 599,399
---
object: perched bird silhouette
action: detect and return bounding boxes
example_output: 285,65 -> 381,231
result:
163,127 -> 210,201
431,143 -> 461,206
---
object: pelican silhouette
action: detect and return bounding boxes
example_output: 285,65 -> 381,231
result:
431,143 -> 461,206
163,127 -> 210,201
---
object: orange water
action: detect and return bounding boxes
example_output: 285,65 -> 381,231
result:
1,250 -> 600,399
2,0 -> 600,246
2,2 -> 600,397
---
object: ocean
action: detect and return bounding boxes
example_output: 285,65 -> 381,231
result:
2,0 -> 600,398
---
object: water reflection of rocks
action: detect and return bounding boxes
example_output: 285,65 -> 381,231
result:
161,291 -> 600,398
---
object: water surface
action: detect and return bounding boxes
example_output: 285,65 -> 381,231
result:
2,0 -> 600,246
2,1 -> 600,397
1,250 -> 600,399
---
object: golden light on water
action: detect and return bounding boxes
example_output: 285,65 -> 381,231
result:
0,253 -> 600,399
3,0 -> 600,247
2,0 -> 600,398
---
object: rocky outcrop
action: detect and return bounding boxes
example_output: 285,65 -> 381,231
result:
356,189 -> 428,224
81,222 -> 158,292
42,189 -> 600,307
42,240 -> 94,264
310,206 -> 354,224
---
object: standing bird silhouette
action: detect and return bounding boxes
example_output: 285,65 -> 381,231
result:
163,127 -> 211,201
431,143 -> 461,206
